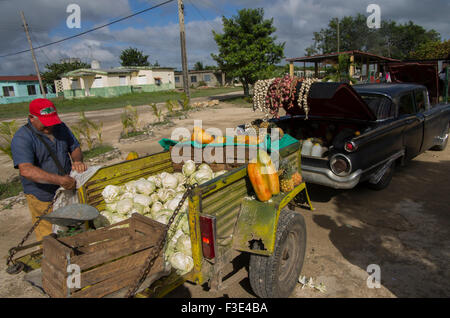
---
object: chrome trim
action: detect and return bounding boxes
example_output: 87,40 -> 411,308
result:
329,153 -> 352,176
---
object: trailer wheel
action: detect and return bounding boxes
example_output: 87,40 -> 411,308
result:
431,123 -> 449,151
249,209 -> 306,298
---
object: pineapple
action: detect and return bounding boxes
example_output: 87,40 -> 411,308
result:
280,165 -> 295,193
292,171 -> 302,186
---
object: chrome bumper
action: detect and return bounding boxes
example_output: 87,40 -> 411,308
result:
302,166 -> 362,189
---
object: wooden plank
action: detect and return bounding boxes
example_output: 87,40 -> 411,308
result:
58,225 -> 130,247
42,273 -> 65,298
79,247 -> 153,288
42,260 -> 67,290
42,236 -> 70,269
75,235 -> 132,255
72,237 -> 159,270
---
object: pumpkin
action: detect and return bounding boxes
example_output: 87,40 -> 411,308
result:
213,135 -> 226,144
191,127 -> 214,144
125,151 -> 139,161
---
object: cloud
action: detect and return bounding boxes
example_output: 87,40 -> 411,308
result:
0,0 -> 448,75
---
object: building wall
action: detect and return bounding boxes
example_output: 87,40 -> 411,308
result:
0,80 -> 56,104
175,71 -> 222,88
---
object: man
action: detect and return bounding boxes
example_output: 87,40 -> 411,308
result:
11,98 -> 87,241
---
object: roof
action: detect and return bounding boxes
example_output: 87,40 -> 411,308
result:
286,50 -> 400,63
174,69 -> 222,75
353,83 -> 426,97
0,75 -> 39,82
64,66 -> 175,77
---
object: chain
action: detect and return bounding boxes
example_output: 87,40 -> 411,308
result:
125,183 -> 197,298
6,196 -> 56,268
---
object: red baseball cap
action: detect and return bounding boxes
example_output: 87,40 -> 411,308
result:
29,98 -> 62,126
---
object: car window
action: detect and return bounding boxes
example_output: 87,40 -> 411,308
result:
360,94 -> 394,119
414,90 -> 427,113
398,93 -> 415,115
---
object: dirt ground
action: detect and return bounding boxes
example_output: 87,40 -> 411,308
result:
0,96 -> 449,298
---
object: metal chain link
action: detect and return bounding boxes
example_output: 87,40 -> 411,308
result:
125,183 -> 197,298
6,196 -> 56,271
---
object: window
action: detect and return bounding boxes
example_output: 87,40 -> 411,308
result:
93,76 -> 103,88
27,85 -> 36,95
155,78 -> 162,86
39,85 -> 48,94
2,86 -> 15,97
175,76 -> 180,83
190,75 -> 197,83
360,94 -> 394,119
119,76 -> 127,86
204,74 -> 211,82
71,79 -> 79,90
398,93 -> 415,116
414,89 -> 427,113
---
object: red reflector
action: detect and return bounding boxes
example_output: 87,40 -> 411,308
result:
200,215 -> 216,259
346,142 -> 353,150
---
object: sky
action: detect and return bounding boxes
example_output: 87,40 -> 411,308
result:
0,0 -> 448,75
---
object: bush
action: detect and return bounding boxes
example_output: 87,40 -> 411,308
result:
0,120 -> 19,159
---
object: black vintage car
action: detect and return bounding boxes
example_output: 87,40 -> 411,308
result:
274,82 -> 450,190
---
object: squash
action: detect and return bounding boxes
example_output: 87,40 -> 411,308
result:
125,151 -> 139,160
247,150 -> 280,201
247,160 -> 272,202
213,135 -> 226,144
191,127 -> 214,144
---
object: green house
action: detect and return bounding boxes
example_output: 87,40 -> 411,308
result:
0,76 -> 57,104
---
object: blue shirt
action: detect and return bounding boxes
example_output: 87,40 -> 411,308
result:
11,120 -> 80,202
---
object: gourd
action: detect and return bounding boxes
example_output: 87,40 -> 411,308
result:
125,151 -> 139,160
191,127 -> 214,144
247,150 -> 280,201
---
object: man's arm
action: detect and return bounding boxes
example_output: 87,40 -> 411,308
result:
18,163 -> 76,190
70,147 -> 87,173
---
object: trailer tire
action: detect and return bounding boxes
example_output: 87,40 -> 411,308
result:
249,209 -> 306,298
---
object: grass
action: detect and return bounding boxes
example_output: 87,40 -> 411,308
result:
0,179 -> 23,200
120,130 -> 147,139
0,87 -> 243,120
225,96 -> 253,107
82,144 -> 115,160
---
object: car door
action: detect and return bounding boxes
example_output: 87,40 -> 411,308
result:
421,89 -> 448,152
397,92 -> 424,159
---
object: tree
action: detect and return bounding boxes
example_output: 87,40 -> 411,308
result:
409,39 -> 450,60
120,47 -> 150,67
194,61 -> 204,71
41,61 -> 90,85
305,14 -> 441,60
212,8 -> 285,96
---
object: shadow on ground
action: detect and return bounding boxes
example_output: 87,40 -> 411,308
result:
310,157 -> 450,297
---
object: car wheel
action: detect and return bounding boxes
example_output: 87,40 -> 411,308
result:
249,209 -> 306,298
366,162 -> 395,191
431,123 -> 449,151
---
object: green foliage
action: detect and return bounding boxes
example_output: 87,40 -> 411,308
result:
150,103 -> 163,123
212,8 -> 285,96
121,105 -> 139,136
42,61 -> 90,85
120,47 -> 150,67
305,14 -> 441,60
409,39 -> 450,60
322,54 -> 357,83
71,111 -> 103,151
0,179 -> 22,200
165,100 -> 175,114
0,120 -> 19,159
82,144 -> 114,160
194,61 -> 204,71
180,93 -> 191,111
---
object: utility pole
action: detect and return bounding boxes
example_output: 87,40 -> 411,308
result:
20,11 -> 46,98
337,18 -> 340,53
177,0 -> 190,100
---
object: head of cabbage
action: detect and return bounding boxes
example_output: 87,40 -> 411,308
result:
102,185 -> 121,203
134,179 -> 156,195
116,198 -> 133,215
169,252 -> 194,274
182,160 -> 196,177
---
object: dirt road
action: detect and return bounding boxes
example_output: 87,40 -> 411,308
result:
0,99 -> 449,298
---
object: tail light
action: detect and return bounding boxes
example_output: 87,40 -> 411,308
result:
344,141 -> 357,152
330,154 -> 352,176
199,215 -> 216,260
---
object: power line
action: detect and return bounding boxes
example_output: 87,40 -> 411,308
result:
186,0 -> 219,33
0,0 -> 176,58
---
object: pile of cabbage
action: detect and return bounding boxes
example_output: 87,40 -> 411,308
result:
93,160 -> 227,275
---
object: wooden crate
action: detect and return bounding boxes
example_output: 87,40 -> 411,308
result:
42,213 -> 167,298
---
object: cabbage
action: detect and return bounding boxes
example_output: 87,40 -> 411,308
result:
131,204 -> 147,215
147,175 -> 162,188
133,194 -> 152,207
166,193 -> 184,211
154,209 -> 173,225
119,192 -> 134,201
157,188 -> 176,203
124,181 -> 137,194
150,193 -> 160,204
195,169 -> 213,181
198,163 -> 213,174
169,252 -> 194,274
102,185 -> 121,203
182,160 -> 196,177
162,173 -> 178,189
176,184 -> 186,193
134,179 -> 156,195
93,213 -> 111,229
116,198 -> 133,215
173,172 -> 185,185
213,170 -> 227,178
176,234 -> 192,256
105,202 -> 118,213
150,201 -> 163,217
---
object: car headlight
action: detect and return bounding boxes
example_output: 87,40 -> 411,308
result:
330,154 -> 352,176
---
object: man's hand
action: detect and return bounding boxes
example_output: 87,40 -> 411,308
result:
59,175 -> 76,190
72,161 -> 87,173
